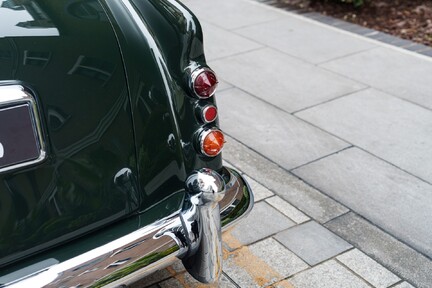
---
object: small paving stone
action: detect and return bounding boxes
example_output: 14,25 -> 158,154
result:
388,38 -> 414,47
223,257 -> 259,288
158,273 -> 235,288
404,43 -> 429,52
223,136 -> 349,223
272,280 -> 296,288
393,282 -> 416,288
275,221 -> 352,265
243,174 -> 274,202
223,244 -> 290,287
367,31 -> 387,39
249,238 -> 309,277
158,277 -> 182,288
168,260 -> 185,274
266,196 -> 310,224
325,212 -> 432,288
420,49 -> 432,57
337,249 -> 400,288
228,202 -> 295,249
289,260 -> 369,288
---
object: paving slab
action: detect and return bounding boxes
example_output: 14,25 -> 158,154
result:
293,148 -> 432,259
325,212 -> 432,288
228,202 -> 295,249
243,174 -> 274,202
223,238 -> 309,287
223,135 -> 349,223
275,221 -> 352,265
199,20 -> 263,61
181,0 -> 282,30
266,196 -> 310,224
288,260 -> 369,288
212,48 -> 366,113
337,249 -> 400,288
249,238 -> 309,277
393,282 -> 416,288
320,47 -> 432,110
235,17 -> 376,64
217,79 -> 234,92
296,88 -> 432,184
217,88 -> 349,170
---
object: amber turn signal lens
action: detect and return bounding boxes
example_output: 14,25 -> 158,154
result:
199,128 -> 225,157
191,68 -> 218,98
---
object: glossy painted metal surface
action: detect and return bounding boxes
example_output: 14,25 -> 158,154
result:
0,0 -> 138,267
101,0 -> 224,207
0,167 -> 253,287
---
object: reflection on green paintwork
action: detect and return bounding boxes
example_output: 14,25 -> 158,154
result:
221,185 -> 251,227
89,245 -> 179,288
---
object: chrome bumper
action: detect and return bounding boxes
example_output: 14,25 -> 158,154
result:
1,167 -> 253,287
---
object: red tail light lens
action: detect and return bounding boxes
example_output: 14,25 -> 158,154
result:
202,105 -> 218,123
191,68 -> 218,98
199,128 -> 225,157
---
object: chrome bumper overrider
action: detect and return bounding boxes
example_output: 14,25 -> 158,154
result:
1,167 -> 253,287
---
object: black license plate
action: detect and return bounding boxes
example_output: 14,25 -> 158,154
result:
0,104 -> 40,169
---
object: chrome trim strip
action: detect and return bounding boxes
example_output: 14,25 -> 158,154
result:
0,85 -> 46,173
1,167 -> 253,287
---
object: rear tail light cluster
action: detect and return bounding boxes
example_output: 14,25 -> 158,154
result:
189,66 -> 224,157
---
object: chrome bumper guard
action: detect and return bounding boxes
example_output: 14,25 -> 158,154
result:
2,167 -> 253,287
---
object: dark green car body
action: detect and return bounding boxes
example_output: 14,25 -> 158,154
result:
0,0 -> 253,286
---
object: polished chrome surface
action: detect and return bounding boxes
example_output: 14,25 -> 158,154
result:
189,67 -> 219,99
1,167 -> 252,287
181,169 -> 226,283
0,85 -> 46,173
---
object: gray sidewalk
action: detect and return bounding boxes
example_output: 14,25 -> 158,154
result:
136,0 -> 432,287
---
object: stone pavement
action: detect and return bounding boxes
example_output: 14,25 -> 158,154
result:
134,0 -> 432,287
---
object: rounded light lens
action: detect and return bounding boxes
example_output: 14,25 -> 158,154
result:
192,68 -> 218,98
202,105 -> 218,123
200,129 -> 225,157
